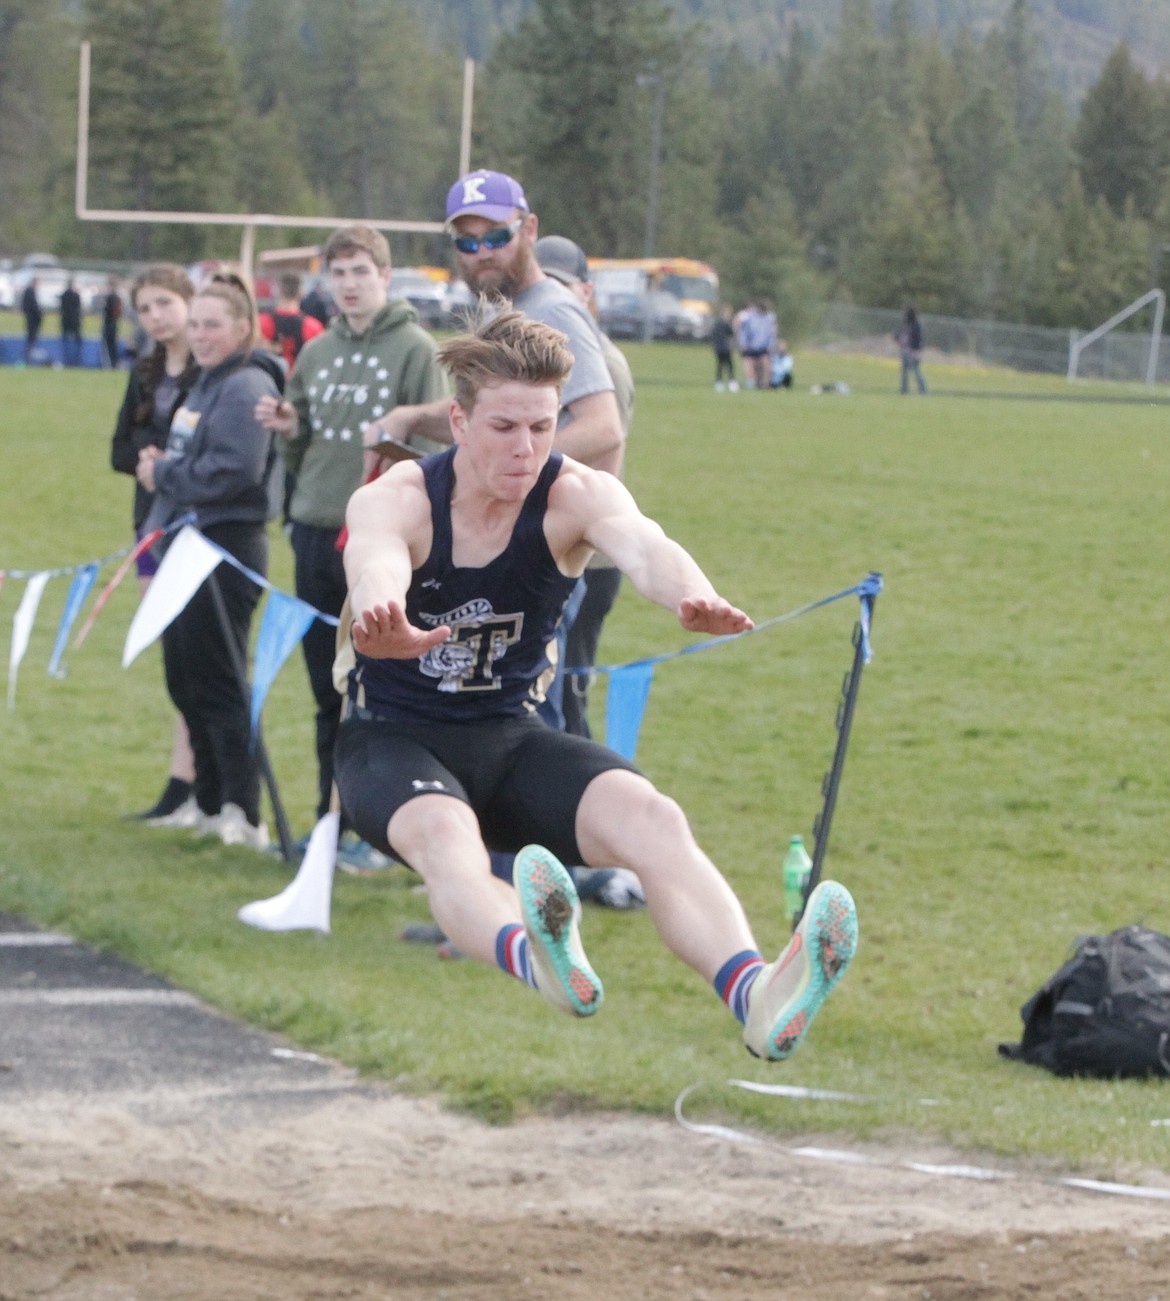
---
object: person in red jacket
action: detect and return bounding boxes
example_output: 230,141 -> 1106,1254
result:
258,273 -> 325,373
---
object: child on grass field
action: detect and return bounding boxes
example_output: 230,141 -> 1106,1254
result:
335,309 -> 859,1059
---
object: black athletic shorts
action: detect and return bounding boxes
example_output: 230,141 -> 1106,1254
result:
334,709 -> 640,867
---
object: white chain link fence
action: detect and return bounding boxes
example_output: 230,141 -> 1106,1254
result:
809,303 -> 1170,384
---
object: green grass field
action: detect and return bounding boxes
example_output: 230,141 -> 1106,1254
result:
3,347 -> 1169,1181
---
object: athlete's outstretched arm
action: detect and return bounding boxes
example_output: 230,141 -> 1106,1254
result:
571,471 -> 753,636
343,468 -> 451,659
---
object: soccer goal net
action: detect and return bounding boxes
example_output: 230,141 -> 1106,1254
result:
1067,289 -> 1166,385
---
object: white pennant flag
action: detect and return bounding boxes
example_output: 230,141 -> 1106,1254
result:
8,572 -> 51,710
122,526 -> 224,668
238,812 -> 339,933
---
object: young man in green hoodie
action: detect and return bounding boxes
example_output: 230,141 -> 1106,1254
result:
256,225 -> 447,861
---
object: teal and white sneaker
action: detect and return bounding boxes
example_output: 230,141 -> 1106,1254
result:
743,880 -> 858,1061
515,845 -> 603,1017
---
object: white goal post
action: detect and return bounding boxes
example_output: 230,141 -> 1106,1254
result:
75,42 -> 476,273
1067,288 -> 1165,385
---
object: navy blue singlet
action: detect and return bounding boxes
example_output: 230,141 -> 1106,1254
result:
350,448 -> 579,723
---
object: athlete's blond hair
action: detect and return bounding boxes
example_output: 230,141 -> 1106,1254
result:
437,309 -> 572,411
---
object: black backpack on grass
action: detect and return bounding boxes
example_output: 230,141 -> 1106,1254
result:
999,924 -> 1170,1078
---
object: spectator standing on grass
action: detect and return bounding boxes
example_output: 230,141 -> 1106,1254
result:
102,278 -> 123,368
21,278 -> 42,364
335,310 -> 859,1059
528,233 -> 645,911
59,278 -> 83,367
737,299 -> 776,391
254,226 -> 447,871
137,274 -> 284,850
711,304 -> 738,391
300,277 -> 335,327
259,271 -> 327,531
532,234 -> 632,740
111,264 -> 200,827
897,305 -> 927,395
259,272 -> 324,374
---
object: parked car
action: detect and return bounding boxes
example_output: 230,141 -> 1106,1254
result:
390,267 -> 448,329
598,289 -> 709,342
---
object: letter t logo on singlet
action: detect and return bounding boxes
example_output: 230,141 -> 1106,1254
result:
449,618 -> 523,691
418,600 -> 524,693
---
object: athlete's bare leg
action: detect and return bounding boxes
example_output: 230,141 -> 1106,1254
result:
574,768 -> 757,981
387,793 -> 523,965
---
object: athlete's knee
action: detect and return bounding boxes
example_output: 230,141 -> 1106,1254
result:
579,771 -> 694,857
389,795 -> 482,869
637,788 -> 693,844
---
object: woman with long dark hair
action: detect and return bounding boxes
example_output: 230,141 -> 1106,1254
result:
111,264 -> 200,824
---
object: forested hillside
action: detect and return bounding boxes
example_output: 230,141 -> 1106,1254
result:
4,0 -> 1170,334
409,0 -> 1170,98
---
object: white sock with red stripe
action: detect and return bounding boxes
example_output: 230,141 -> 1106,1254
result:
495,923 -> 537,989
714,949 -> 765,1024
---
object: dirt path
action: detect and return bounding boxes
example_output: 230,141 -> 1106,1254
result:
3,913 -> 1168,1299
3,1083 -> 1169,1300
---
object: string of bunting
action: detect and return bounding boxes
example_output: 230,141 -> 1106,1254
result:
599,573 -> 881,759
4,523 -> 879,762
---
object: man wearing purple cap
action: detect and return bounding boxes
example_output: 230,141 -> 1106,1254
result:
367,169 -> 623,519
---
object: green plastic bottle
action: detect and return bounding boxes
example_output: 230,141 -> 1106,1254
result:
783,835 -> 813,924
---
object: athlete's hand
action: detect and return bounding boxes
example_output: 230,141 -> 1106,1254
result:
679,596 -> 753,636
352,601 -> 451,660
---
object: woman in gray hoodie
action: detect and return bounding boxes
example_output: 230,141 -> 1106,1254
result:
139,274 -> 283,849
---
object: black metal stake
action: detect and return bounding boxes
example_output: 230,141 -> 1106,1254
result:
206,570 -> 296,864
795,574 -> 880,928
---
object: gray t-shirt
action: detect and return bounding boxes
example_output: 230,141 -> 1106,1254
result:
513,277 -> 614,427
600,334 -> 634,441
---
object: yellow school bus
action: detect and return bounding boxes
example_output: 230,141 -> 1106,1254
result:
587,257 -> 719,340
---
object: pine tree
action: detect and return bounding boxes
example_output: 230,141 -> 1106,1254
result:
844,124 -> 960,313
234,0 -> 304,116
1074,42 -> 1163,219
1043,173 -> 1151,328
0,0 -> 76,251
85,0 -> 240,260
483,0 -> 703,257
939,81 -> 1018,225
717,183 -> 825,341
295,0 -> 461,226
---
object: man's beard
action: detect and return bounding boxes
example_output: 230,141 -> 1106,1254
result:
462,246 -> 532,301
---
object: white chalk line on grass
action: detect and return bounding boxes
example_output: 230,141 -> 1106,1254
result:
0,932 -> 74,946
674,1080 -> 1170,1202
0,988 -> 200,1007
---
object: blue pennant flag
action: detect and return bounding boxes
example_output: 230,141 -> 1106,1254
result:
605,662 -> 656,761
47,564 -> 98,679
251,591 -> 319,736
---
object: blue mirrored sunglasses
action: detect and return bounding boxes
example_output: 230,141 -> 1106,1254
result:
451,219 -> 522,255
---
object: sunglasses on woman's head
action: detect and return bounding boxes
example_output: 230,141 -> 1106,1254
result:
451,219 -> 522,255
